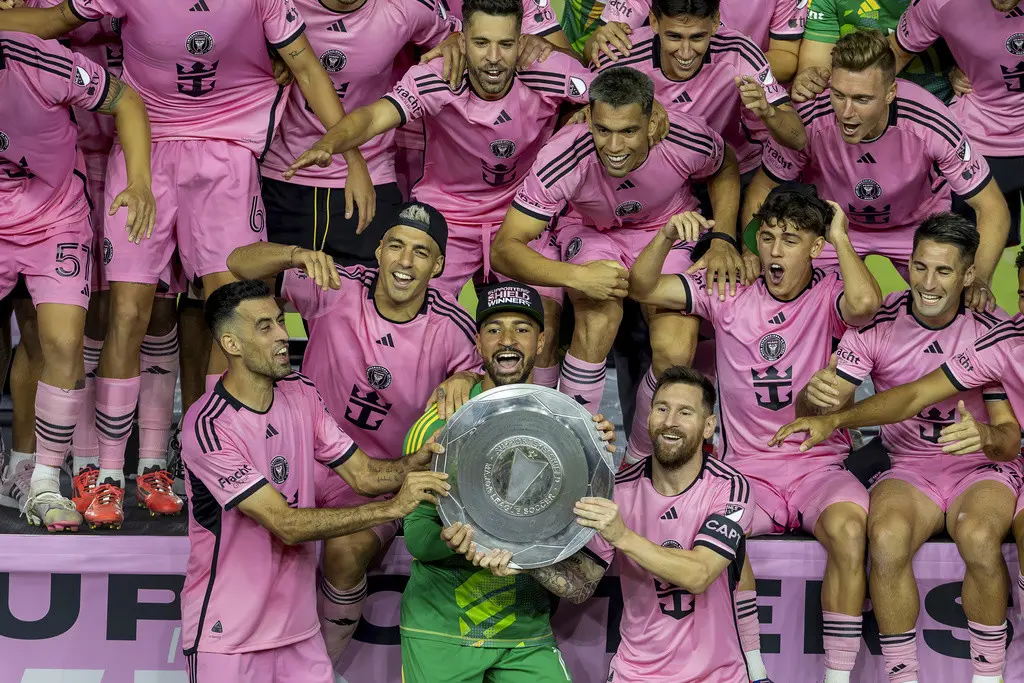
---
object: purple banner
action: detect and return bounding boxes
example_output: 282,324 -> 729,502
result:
1,535 -> 1021,682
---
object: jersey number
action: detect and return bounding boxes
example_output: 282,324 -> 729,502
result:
55,242 -> 91,280
1,156 -> 35,180
655,578 -> 694,621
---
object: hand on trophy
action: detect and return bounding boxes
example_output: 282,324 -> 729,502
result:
573,497 -> 629,546
470,548 -> 522,577
441,521 -> 477,557
593,414 -> 617,455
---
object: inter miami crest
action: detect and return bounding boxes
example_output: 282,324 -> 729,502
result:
1007,33 -> 1024,56
854,178 -> 882,201
185,30 -> 214,56
320,49 -> 346,73
366,365 -> 392,390
956,139 -> 972,162
490,139 -> 516,159
103,238 -> 114,265
756,66 -> 776,86
270,456 -> 289,484
661,539 -> 682,549
615,200 -> 643,217
0,132 -> 8,153
759,333 -> 787,362
564,236 -> 582,261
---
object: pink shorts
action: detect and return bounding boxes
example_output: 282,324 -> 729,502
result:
875,454 -> 1024,513
730,457 -> 869,536
814,226 -> 912,278
104,139 -> 266,286
0,219 -> 93,309
314,463 -> 400,547
186,634 -> 333,683
559,221 -> 696,273
433,220 -> 563,303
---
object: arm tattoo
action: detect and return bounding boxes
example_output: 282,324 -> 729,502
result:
97,76 -> 126,114
530,553 -> 604,604
287,46 -> 306,59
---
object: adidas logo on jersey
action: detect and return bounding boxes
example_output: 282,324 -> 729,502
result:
673,92 -> 692,104
856,153 -> 876,164
616,179 -> 636,191
327,19 -> 346,31
768,312 -> 787,325
660,507 -> 679,520
189,0 -> 210,11
493,109 -> 512,125
376,333 -> 395,348
923,341 -> 943,354
266,424 -> 279,439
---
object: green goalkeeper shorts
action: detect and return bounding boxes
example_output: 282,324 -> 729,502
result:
401,639 -> 573,683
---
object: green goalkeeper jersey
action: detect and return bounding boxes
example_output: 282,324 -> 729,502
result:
805,0 -> 954,101
399,383 -> 557,649
560,0 -> 605,55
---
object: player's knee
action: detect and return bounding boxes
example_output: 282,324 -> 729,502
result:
109,293 -> 154,341
822,509 -> 867,564
38,327 -> 83,370
955,517 -> 1007,569
322,535 -> 377,589
571,300 -> 622,344
867,516 -> 914,569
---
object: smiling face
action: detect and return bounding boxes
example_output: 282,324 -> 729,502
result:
648,381 -> 715,470
375,225 -> 443,307
477,312 -> 544,386
589,100 -> 651,178
219,297 -> 292,381
757,219 -> 824,300
464,11 -> 520,97
829,65 -> 896,143
650,12 -> 718,81
908,239 -> 974,322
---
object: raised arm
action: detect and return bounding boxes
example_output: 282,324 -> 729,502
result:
964,179 -> 1011,311
765,37 -> 800,82
627,224 -> 692,309
0,0 -> 83,39
828,202 -> 882,326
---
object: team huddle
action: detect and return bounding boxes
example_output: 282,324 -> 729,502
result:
1,0 -> 1022,681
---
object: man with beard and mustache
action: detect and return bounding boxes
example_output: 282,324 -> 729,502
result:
630,186 -> 882,683
888,0 -> 1024,249
227,202 -> 481,671
485,366 -> 755,683
399,281 -> 616,683
178,280 -> 449,682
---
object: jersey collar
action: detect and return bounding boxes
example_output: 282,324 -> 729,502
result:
643,451 -> 707,497
367,268 -> 430,322
215,377 -> 276,415
907,290 -> 967,330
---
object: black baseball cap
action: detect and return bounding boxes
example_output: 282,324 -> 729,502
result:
742,182 -> 834,255
475,282 -> 546,331
393,201 -> 448,264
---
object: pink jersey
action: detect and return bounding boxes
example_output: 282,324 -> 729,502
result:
67,0 -> 305,156
680,268 -> 853,461
588,456 -> 754,683
278,265 -> 480,460
385,52 -> 593,226
0,31 -> 108,237
180,374 -> 358,655
942,315 -> 1024,425
600,0 -> 806,51
261,0 -> 457,187
896,0 -> 1024,157
763,82 -> 990,240
594,26 -> 789,173
512,117 -> 723,231
836,291 -> 1008,458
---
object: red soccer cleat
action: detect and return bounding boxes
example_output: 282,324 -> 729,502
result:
137,467 -> 183,516
72,464 -> 100,514
85,482 -> 125,529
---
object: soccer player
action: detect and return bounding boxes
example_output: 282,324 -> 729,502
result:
179,280 -> 449,683
0,30 -> 153,531
797,213 -> 1020,683
742,30 -> 1009,313
399,281 -> 614,683
259,0 -> 459,267
889,0 -> 1024,245
531,366 -> 754,683
227,202 -> 481,669
0,0 -> 370,526
586,0 -> 807,82
794,0 -> 955,103
630,186 -> 883,683
493,66 -> 742,411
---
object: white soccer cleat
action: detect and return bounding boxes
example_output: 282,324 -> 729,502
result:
25,489 -> 83,532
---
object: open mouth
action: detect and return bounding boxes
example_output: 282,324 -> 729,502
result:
493,350 -> 523,373
274,345 -> 289,365
481,67 -> 505,86
768,263 -> 785,285
391,270 -> 415,290
605,152 -> 629,171
674,55 -> 696,71
656,431 -> 683,446
841,122 -> 859,137
918,292 -> 942,305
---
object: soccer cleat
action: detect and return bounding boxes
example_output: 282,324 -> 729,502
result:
72,464 -> 101,513
0,458 -> 32,512
137,467 -> 183,516
25,489 -> 83,532
85,481 -> 125,529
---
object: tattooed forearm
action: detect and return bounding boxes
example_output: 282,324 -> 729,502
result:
530,553 -> 604,604
287,46 -> 306,59
97,76 -> 126,114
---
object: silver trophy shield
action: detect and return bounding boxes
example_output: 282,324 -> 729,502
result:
432,385 -> 615,569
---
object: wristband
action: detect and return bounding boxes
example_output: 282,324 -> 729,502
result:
707,232 -> 738,249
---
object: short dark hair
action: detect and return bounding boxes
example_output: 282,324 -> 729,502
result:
1016,245 -> 1024,271
652,0 -> 720,19
462,0 -> 523,32
652,366 -> 716,414
831,29 -> 897,84
589,67 -> 655,117
912,212 -> 980,266
753,185 -> 833,238
204,280 -> 273,339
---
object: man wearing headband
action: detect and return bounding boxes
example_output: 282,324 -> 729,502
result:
629,184 -> 882,683
226,201 -> 483,673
